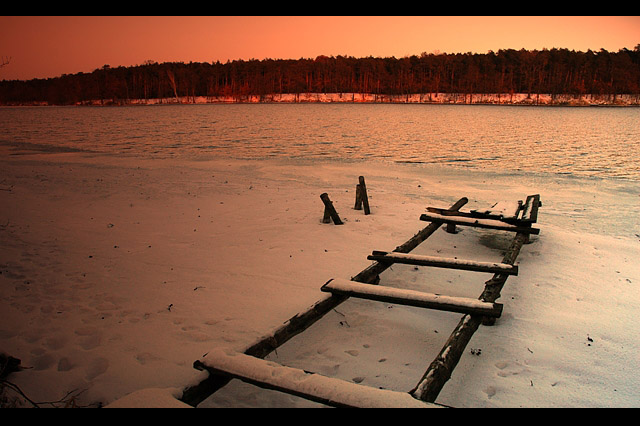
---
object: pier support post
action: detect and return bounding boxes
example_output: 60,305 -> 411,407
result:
320,193 -> 343,225
353,176 -> 370,215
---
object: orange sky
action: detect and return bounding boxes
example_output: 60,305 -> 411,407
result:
1,16 -> 639,81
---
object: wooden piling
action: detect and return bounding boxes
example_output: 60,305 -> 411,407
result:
359,176 -> 370,215
320,193 -> 343,225
354,184 -> 363,210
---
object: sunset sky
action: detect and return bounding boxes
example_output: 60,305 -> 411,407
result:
1,16 -> 639,81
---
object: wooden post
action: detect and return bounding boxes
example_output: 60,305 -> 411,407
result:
523,224 -> 532,244
442,198 -> 469,233
320,193 -> 343,225
359,176 -> 370,215
444,204 -> 458,233
322,205 -> 332,223
354,184 -> 363,210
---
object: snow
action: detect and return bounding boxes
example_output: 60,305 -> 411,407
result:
1,151 -> 639,408
321,278 -> 501,314
104,387 -> 192,408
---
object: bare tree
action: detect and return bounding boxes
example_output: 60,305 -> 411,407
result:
167,69 -> 179,101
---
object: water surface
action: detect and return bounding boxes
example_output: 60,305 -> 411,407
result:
1,104 -> 638,181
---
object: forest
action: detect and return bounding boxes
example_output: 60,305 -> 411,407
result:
1,47 -> 639,105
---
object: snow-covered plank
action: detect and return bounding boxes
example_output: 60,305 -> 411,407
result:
419,212 -> 540,234
200,348 -> 441,408
321,278 -> 503,317
519,194 -> 541,223
367,251 -> 518,275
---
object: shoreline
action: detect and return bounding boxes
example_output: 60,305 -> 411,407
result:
2,92 -> 639,107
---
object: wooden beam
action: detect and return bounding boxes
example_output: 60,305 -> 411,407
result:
425,206 -> 520,225
519,194 -> 541,223
199,348 -> 441,408
181,197 -> 469,406
367,251 -> 518,275
420,213 -> 540,234
427,206 -> 475,217
321,278 -> 503,317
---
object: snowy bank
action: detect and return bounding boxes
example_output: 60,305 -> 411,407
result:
73,92 -> 640,107
0,151 -> 638,407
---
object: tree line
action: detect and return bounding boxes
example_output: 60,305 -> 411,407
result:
1,47 -> 639,105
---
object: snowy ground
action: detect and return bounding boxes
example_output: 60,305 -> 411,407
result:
0,150 -> 638,408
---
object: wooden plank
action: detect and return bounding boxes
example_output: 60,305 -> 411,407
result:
321,278 -> 503,317
519,194 -> 541,223
419,212 -> 540,234
367,251 -> 518,275
200,348 -> 441,408
426,206 -> 474,218
181,197 -> 469,406
425,206 -> 523,225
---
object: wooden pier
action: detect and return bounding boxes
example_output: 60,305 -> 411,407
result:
180,194 -> 541,408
